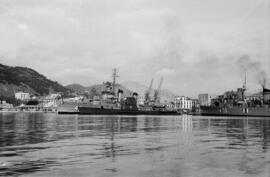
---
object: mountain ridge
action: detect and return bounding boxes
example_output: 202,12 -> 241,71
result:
0,63 -> 69,99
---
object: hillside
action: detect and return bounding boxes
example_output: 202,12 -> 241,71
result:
0,63 -> 69,98
66,84 -> 86,95
66,82 -> 133,98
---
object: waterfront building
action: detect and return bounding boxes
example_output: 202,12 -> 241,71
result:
166,101 -> 175,109
17,104 -> 56,112
63,96 -> 84,103
198,93 -> 216,106
38,93 -> 62,108
0,100 -> 14,110
174,96 -> 194,110
137,94 -> 145,105
192,99 -> 199,108
15,92 -> 30,101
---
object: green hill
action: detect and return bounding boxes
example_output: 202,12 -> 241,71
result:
0,63 -> 69,100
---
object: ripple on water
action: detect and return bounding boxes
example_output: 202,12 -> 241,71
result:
0,114 -> 270,177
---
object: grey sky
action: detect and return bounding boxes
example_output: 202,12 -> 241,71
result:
0,0 -> 269,97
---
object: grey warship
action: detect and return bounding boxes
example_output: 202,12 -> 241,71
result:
200,77 -> 270,117
78,69 -> 180,115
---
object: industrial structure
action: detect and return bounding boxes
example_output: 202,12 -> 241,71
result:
144,77 -> 164,106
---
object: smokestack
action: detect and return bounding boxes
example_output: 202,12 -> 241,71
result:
133,92 -> 138,100
118,89 -> 123,102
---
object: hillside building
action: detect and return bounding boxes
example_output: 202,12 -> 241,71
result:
15,92 -> 30,101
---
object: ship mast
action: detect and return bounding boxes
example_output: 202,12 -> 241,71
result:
112,68 -> 119,96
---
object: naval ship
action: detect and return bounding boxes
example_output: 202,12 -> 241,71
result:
78,96 -> 180,115
200,77 -> 270,117
77,69 -> 180,115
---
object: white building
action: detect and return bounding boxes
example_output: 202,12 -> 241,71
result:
0,100 -> 13,109
15,92 -> 30,100
63,96 -> 83,102
174,96 -> 194,110
46,93 -> 61,100
41,93 -> 63,108
137,94 -> 145,105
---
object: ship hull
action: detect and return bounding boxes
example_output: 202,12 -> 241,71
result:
200,106 -> 270,117
58,102 -> 79,114
78,107 -> 180,115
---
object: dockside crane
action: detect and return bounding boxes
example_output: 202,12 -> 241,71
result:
145,78 -> 154,104
154,77 -> 163,104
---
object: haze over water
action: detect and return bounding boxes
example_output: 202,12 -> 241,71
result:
0,113 -> 270,177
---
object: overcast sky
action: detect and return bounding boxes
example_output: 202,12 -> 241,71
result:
0,0 -> 269,97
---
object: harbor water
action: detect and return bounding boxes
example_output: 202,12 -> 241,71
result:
0,113 -> 270,177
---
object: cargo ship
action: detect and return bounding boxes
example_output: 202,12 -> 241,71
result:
200,76 -> 270,117
77,69 -> 180,115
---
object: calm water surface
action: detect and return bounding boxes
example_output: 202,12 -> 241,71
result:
0,113 -> 270,177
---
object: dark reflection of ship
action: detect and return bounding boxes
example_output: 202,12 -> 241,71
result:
200,75 -> 270,117
194,117 -> 270,149
78,69 -> 180,115
194,117 -> 270,174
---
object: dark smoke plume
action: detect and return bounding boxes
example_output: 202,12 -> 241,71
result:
237,55 -> 268,88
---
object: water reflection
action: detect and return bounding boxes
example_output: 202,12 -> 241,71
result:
0,113 -> 270,176
0,159 -> 59,176
0,113 -> 49,146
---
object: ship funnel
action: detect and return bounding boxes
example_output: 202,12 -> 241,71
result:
118,89 -> 123,102
133,92 -> 138,100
